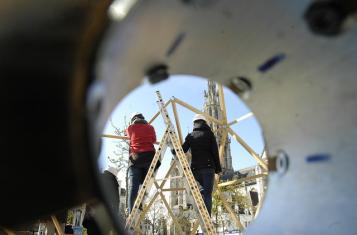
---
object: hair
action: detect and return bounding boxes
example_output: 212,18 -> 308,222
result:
193,119 -> 206,124
131,114 -> 145,123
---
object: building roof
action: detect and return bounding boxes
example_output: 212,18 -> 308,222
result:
220,165 -> 257,183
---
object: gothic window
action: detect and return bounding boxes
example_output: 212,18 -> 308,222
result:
250,189 -> 259,206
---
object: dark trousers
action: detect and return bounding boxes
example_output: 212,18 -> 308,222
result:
192,168 -> 215,215
127,166 -> 148,213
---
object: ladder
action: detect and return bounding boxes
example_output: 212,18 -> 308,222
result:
125,91 -> 216,235
125,129 -> 169,231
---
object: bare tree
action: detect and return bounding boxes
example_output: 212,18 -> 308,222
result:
146,200 -> 166,234
107,117 -> 129,171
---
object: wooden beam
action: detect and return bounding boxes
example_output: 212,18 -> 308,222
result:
102,134 -> 160,145
134,161 -> 178,227
218,129 -> 228,169
228,112 -> 253,126
219,192 -> 245,231
227,128 -> 268,170
217,84 -> 228,124
154,182 -> 185,235
190,220 -> 201,235
159,160 -> 177,188
102,134 -> 129,140
173,97 -> 223,125
162,187 -> 186,192
148,100 -> 171,124
218,173 -> 267,188
135,192 -> 160,229
172,100 -> 183,144
156,175 -> 183,181
51,216 -> 65,235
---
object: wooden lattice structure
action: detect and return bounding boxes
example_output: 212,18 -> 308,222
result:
103,84 -> 268,234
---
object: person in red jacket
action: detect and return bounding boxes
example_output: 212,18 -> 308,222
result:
126,112 -> 157,213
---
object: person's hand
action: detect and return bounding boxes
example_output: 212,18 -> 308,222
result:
214,173 -> 221,182
215,172 -> 223,182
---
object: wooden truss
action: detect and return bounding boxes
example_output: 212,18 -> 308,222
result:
125,91 -> 216,234
103,84 -> 268,233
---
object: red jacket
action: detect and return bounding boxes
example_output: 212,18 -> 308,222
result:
126,122 -> 156,154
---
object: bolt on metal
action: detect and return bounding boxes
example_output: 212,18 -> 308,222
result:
229,76 -> 252,100
269,150 -> 289,175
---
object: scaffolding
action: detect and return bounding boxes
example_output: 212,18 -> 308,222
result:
125,91 -> 216,235
103,84 -> 268,234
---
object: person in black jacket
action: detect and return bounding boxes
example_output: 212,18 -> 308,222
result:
172,114 -> 222,215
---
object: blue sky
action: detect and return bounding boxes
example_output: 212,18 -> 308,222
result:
99,75 -> 265,184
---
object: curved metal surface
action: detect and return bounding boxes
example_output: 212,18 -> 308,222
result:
0,0 -> 112,228
97,0 -> 357,234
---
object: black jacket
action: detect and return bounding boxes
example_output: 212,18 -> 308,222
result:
181,121 -> 222,173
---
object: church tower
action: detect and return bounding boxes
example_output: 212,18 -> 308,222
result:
203,80 -> 234,174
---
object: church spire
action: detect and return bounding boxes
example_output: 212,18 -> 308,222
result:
203,80 -> 234,174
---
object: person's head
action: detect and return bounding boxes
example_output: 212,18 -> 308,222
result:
130,112 -> 145,124
192,114 -> 207,124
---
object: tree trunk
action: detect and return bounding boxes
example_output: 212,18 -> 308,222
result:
215,211 -> 218,233
222,219 -> 225,235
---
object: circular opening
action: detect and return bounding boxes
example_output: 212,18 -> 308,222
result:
98,75 -> 268,234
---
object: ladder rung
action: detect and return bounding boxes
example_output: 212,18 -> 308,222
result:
127,91 -> 216,235
156,175 -> 184,181
162,187 -> 186,192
